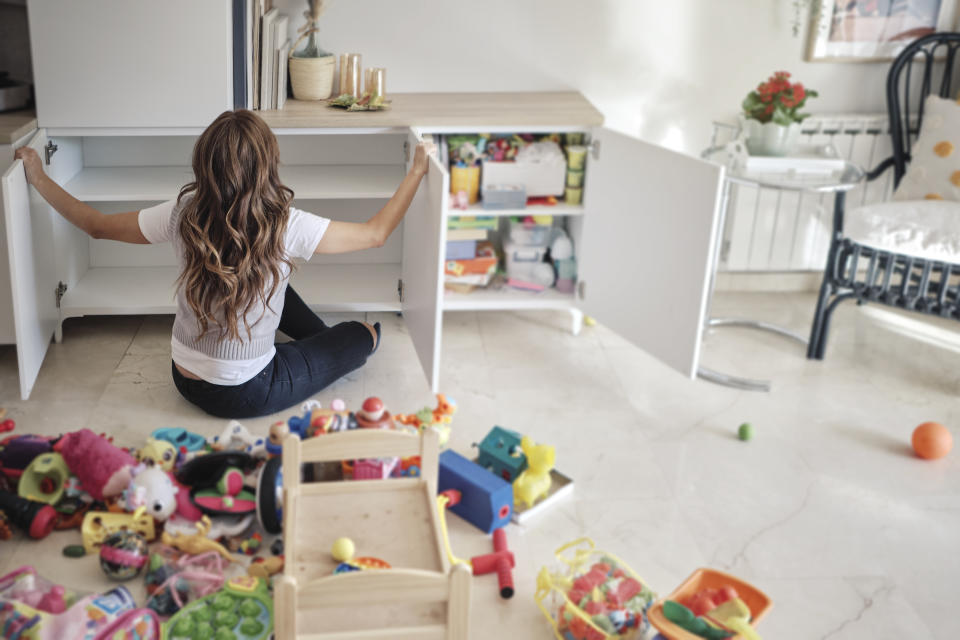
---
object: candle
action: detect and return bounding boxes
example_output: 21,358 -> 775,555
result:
343,53 -> 362,97
367,67 -> 386,98
337,54 -> 349,95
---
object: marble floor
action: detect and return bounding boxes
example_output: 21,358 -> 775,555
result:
0,292 -> 958,639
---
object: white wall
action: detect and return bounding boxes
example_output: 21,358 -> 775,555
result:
273,0 -> 893,155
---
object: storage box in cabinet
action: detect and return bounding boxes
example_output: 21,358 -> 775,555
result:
482,156 -> 565,197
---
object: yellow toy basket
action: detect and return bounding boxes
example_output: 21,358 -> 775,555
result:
535,538 -> 658,640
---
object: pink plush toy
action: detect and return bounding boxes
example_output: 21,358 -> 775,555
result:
54,429 -> 135,501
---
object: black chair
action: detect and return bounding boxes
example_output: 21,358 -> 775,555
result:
808,32 -> 960,359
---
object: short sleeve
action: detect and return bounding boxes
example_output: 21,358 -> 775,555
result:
286,207 -> 331,260
138,200 -> 176,244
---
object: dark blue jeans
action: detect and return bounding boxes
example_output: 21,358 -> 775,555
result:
172,287 -> 377,418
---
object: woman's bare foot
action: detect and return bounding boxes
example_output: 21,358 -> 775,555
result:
362,321 -> 379,351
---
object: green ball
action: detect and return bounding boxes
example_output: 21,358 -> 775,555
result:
738,423 -> 754,441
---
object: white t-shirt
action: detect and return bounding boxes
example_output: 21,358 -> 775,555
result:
139,200 -> 330,385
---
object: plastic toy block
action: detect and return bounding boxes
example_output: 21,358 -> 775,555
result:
476,426 -> 527,483
438,449 -> 513,534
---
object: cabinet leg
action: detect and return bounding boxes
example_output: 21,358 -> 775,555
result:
54,322 -> 63,344
569,308 -> 584,336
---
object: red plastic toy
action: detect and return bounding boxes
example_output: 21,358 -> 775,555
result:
470,527 -> 515,599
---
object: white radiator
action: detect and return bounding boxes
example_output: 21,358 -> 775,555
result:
721,114 -> 894,272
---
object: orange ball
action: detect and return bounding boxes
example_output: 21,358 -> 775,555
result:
912,422 -> 953,460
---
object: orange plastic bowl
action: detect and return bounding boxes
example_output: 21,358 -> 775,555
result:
648,568 -> 772,640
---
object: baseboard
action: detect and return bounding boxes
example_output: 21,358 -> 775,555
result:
716,271 -> 822,293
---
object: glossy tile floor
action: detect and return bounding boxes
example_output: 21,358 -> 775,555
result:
0,292 -> 958,639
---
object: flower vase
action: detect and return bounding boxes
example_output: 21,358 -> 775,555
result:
743,120 -> 801,157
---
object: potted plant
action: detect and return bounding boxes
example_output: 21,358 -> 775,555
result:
288,0 -> 335,101
741,71 -> 818,156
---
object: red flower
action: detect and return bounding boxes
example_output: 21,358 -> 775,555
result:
764,104 -> 774,115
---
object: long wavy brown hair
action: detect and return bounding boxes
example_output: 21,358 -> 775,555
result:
176,110 -> 294,342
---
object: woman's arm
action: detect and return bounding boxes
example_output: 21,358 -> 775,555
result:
314,142 -> 435,254
13,146 -> 148,244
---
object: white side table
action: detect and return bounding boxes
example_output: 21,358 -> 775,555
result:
699,145 -> 865,391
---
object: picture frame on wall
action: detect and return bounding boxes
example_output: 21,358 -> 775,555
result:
806,0 -> 958,62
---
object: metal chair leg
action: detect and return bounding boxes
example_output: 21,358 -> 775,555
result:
808,278 -> 833,359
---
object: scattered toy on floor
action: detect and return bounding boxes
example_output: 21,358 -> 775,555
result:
0,565 -> 162,639
912,421 -> 952,460
18,452 -> 69,505
476,426 -> 527,482
535,538 -> 657,639
395,393 -> 457,446
738,422 -> 754,442
54,428 -> 135,501
438,449 -> 513,533
512,436 -> 555,510
81,506 -> 156,553
160,516 -> 237,563
470,527 -> 515,599
124,464 -> 178,522
210,420 -> 268,458
163,576 -> 273,640
99,530 -> 150,581
137,437 -> 178,471
0,489 -> 58,539
248,555 -> 284,579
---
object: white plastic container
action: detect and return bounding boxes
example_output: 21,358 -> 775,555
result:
482,157 -> 566,197
503,241 -> 550,282
508,219 -> 553,246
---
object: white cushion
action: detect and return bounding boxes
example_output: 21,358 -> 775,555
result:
894,95 -> 960,202
845,200 -> 960,262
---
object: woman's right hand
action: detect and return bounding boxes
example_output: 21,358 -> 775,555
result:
14,146 -> 44,186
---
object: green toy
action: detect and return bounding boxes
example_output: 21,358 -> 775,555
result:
737,423 -> 754,442
164,576 -> 273,640
18,452 -> 70,505
662,600 -> 732,640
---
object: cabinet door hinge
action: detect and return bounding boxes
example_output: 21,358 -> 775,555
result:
577,280 -> 586,300
403,141 -> 410,163
720,238 -> 731,264
397,278 -> 404,303
55,282 -> 67,308
589,139 -> 601,160
44,141 -> 58,165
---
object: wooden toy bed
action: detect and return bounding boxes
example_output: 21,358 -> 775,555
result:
274,428 -> 471,640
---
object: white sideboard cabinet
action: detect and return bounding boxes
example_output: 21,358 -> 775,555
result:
2,92 -> 725,401
5,0 -> 724,402
27,0 -> 233,129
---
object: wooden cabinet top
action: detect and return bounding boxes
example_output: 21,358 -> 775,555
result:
257,92 -> 604,129
0,110 -> 37,145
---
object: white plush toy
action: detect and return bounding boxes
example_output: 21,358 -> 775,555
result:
209,420 -> 267,458
125,465 -> 178,522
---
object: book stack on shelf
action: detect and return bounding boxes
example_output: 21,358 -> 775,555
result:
444,216 -> 498,293
232,0 -> 290,110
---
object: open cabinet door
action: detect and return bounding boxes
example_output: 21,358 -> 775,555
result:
401,129 -> 448,392
579,128 -> 725,379
1,131 -> 59,399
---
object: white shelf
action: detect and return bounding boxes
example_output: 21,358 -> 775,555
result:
443,286 -> 576,311
60,263 -> 401,317
446,202 -> 584,218
64,165 -> 405,202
